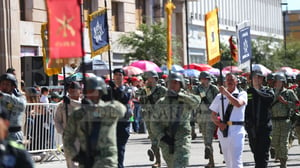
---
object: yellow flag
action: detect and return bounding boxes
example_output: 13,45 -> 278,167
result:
41,23 -> 61,76
205,8 -> 221,66
165,1 -> 175,70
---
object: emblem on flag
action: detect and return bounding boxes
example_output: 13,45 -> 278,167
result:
46,0 -> 84,59
88,8 -> 110,58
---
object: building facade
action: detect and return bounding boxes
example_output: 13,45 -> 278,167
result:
0,0 -> 284,87
285,10 -> 300,40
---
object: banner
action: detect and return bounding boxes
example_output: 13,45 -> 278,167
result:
165,1 -> 175,70
41,23 -> 61,76
229,36 -> 238,62
88,8 -> 110,58
205,8 -> 221,66
46,0 -> 84,60
237,21 -> 252,70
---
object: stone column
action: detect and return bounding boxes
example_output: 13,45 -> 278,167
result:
0,0 -> 21,82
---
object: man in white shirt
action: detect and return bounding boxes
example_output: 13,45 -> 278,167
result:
210,73 -> 248,168
40,87 -> 49,103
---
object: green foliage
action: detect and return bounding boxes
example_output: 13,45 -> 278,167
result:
252,36 -> 300,71
213,42 -> 237,69
117,23 -> 181,67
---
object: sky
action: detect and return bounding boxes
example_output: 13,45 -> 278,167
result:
285,0 -> 300,11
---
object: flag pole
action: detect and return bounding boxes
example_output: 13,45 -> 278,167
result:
104,0 -> 114,101
215,6 -> 225,128
185,0 -> 190,70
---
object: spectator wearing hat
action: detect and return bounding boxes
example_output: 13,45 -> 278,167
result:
50,92 -> 62,103
54,81 -> 82,168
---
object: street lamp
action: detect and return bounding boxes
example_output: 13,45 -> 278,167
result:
281,2 -> 288,58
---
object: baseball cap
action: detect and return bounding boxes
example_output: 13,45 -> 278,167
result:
252,70 -> 264,77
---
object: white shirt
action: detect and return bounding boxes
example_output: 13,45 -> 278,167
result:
209,88 -> 248,137
40,94 -> 49,103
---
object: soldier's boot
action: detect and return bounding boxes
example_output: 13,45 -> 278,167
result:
147,149 -> 154,162
270,147 -> 275,159
191,126 -> 197,140
279,158 -> 287,168
152,145 -> 161,168
204,146 -> 211,159
205,154 -> 215,168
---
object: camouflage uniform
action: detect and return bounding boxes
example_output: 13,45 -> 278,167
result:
0,92 -> 26,143
193,72 -> 219,167
294,76 -> 300,144
271,87 -> 298,163
63,100 -> 126,168
0,73 -> 26,143
151,90 -> 200,168
138,83 -> 167,166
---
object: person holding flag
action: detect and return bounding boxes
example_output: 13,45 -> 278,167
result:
210,73 -> 247,168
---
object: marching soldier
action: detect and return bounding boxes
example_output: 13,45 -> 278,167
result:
63,77 -> 126,168
245,70 -> 274,168
270,73 -> 299,168
0,73 -> 26,143
193,71 -> 219,168
293,74 -> 300,145
138,70 -> 167,168
151,73 -> 200,168
0,107 -> 34,168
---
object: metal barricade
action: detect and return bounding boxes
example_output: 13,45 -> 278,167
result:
24,103 -> 64,162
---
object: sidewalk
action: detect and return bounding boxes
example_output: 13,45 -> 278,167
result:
35,132 -> 300,168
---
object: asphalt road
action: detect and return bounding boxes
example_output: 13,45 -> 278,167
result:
35,131 -> 300,168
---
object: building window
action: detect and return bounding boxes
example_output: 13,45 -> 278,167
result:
19,0 -> 26,20
112,2 -> 124,32
136,0 -> 146,28
111,2 -> 119,31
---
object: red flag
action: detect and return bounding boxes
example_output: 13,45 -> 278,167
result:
46,0 -> 84,60
229,36 -> 238,62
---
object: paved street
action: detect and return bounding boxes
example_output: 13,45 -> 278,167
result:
35,131 -> 300,168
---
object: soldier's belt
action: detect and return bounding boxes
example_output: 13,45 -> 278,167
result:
226,121 -> 244,126
9,126 -> 21,132
271,116 -> 289,120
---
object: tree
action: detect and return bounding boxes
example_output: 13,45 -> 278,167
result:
117,23 -> 181,66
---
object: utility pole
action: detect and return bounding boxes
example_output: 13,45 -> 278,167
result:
281,2 -> 288,59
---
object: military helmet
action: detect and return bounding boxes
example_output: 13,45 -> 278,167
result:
252,70 -> 264,77
168,72 -> 185,88
266,73 -> 275,80
85,77 -> 107,94
199,71 -> 211,79
0,73 -> 18,87
274,73 -> 286,83
296,73 -> 300,82
145,70 -> 159,78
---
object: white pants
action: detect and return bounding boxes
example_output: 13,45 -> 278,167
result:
219,130 -> 245,168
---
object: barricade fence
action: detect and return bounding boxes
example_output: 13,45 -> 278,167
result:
24,103 -> 63,161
